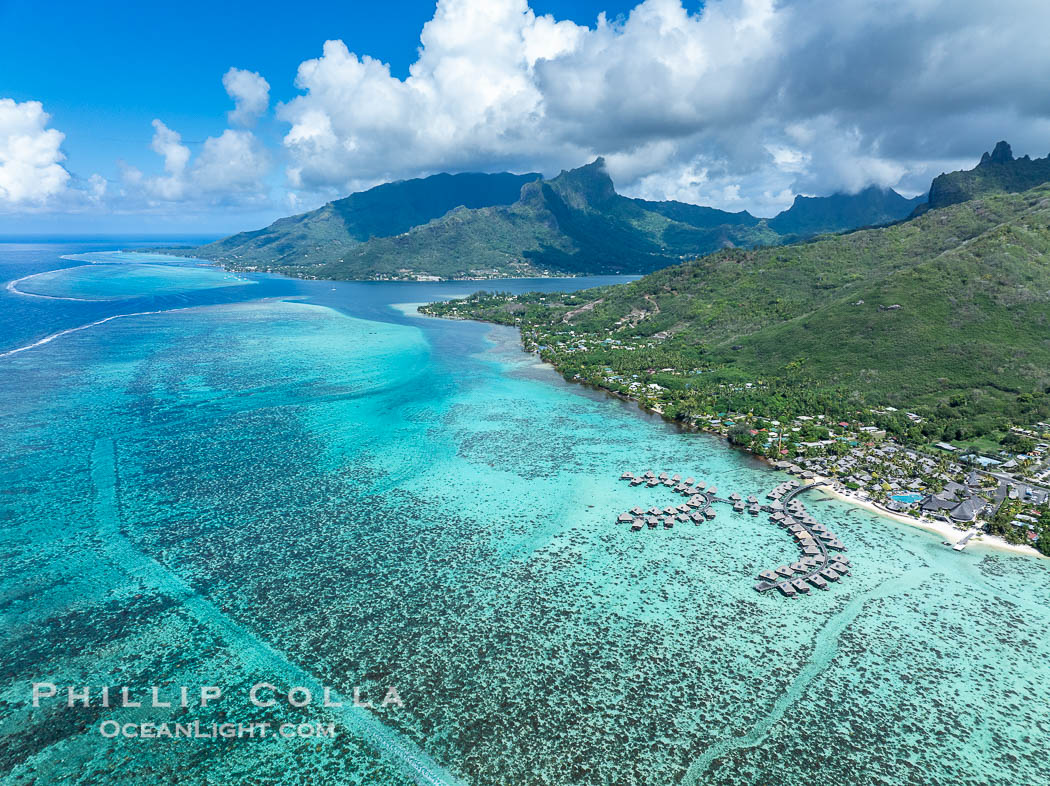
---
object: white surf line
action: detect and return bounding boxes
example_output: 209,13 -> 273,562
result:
0,306 -> 198,359
5,269 -> 107,302
90,438 -> 465,786
681,565 -> 935,785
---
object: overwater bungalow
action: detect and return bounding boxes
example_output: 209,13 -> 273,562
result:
808,574 -> 829,590
684,477 -> 695,486
664,506 -> 677,515
729,492 -> 742,501
791,578 -> 810,593
647,517 -> 659,528
708,485 -> 717,495
618,513 -> 634,522
775,565 -> 794,577
829,561 -> 850,575
677,513 -> 690,522
754,581 -> 776,592
825,539 -> 846,550
688,495 -> 705,508
691,512 -> 704,523
648,507 -> 662,516
631,477 -> 644,486
733,502 -> 745,512
777,582 -> 797,597
820,568 -> 840,581
705,509 -> 717,520
747,495 -> 758,504
674,483 -> 687,493
631,507 -> 645,516
671,474 -> 682,482
758,570 -> 779,582
647,478 -> 660,487
833,555 -> 851,565
677,504 -> 691,513
662,478 -> 675,486
621,472 -> 634,480
811,523 -> 828,533
789,562 -> 806,573
642,470 -> 654,478
801,556 -> 822,568
631,519 -> 644,531
802,545 -> 821,557
664,517 -> 675,528
771,512 -> 786,521
696,480 -> 707,490
658,472 -> 669,480
749,505 -> 760,515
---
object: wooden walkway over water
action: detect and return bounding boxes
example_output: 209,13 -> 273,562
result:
617,471 -> 852,598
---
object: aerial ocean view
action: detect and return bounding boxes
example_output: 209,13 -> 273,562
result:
2,242 -> 1048,785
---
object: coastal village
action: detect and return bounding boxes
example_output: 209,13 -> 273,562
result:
423,296 -> 1050,556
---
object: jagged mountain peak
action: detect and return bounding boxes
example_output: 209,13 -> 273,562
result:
980,140 -> 1015,165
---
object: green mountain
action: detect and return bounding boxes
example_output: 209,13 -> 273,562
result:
254,159 -> 778,279
425,180 -> 1050,442
769,185 -> 924,236
914,140 -> 1050,215
191,171 -> 541,269
186,159 -> 933,280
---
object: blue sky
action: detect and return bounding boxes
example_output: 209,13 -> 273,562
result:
0,1 -> 636,185
1,0 -> 1048,237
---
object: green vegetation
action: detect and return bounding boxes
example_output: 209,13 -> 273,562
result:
423,181 -> 1050,447
178,159 -> 928,281
185,171 -> 541,273
988,499 -> 1050,552
768,185 -> 923,236
915,141 -> 1050,215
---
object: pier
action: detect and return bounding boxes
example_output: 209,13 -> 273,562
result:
616,471 -> 851,597
952,529 -> 978,551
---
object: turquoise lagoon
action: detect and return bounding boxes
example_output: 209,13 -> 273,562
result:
1,244 -> 1049,786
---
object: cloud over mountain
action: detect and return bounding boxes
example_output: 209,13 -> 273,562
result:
277,0 -> 1050,215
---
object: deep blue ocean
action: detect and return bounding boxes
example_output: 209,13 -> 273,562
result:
2,241 -> 1049,786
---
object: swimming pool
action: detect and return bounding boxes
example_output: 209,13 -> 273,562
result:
891,492 -> 923,503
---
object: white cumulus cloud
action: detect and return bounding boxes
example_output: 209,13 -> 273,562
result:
275,0 -> 1050,215
127,120 -> 268,205
223,68 -> 270,127
0,98 -> 70,206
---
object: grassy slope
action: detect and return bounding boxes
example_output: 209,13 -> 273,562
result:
190,172 -> 541,271
313,161 -> 781,278
436,184 -> 1050,413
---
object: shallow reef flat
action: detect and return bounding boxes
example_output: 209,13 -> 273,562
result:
2,261 -> 1050,785
11,256 -> 252,301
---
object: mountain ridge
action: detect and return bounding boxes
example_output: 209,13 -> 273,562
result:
182,159 -> 924,280
423,180 -> 1050,450
913,140 -> 1050,215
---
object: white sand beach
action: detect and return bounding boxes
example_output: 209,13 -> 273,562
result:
815,475 -> 1043,558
